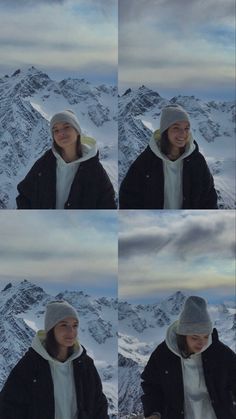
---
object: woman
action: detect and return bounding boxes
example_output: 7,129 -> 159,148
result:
119,104 -> 217,209
141,296 -> 236,419
16,110 -> 116,209
0,301 -> 109,419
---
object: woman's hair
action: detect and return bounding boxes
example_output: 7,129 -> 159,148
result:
53,134 -> 82,158
176,334 -> 191,358
45,328 -> 74,360
160,129 -> 187,157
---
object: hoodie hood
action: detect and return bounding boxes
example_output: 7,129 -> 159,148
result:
165,320 -> 212,359
31,330 -> 83,364
52,135 -> 97,166
149,129 -> 196,162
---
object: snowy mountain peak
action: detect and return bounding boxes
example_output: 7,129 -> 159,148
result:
0,279 -> 48,316
123,88 -> 132,96
162,290 -> 186,315
2,282 -> 12,292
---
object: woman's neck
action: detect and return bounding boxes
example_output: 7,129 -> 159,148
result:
167,146 -> 182,161
56,347 -> 68,362
62,148 -> 78,163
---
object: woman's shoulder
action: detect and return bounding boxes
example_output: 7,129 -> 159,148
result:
186,141 -> 207,162
31,149 -> 55,168
126,146 -> 162,174
148,340 -> 173,362
11,348 -> 46,373
206,329 -> 236,359
22,149 -> 55,179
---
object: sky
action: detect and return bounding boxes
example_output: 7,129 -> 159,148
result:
0,210 -> 117,297
119,0 -> 235,101
0,0 -> 117,84
119,210 -> 235,304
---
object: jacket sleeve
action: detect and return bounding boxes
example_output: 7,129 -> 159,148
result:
16,161 -> 40,209
119,156 -> 147,209
78,357 -> 109,419
141,349 -> 164,418
91,363 -> 109,419
96,163 -> 117,209
0,366 -> 30,419
228,346 -> 236,403
199,159 -> 218,209
16,177 -> 33,209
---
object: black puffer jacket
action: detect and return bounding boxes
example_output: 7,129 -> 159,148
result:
119,143 -> 218,209
16,150 -> 116,209
0,347 -> 109,419
141,329 -> 236,419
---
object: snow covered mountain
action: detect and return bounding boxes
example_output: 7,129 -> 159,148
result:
118,291 -> 236,416
0,279 -> 118,417
0,66 -> 118,208
119,86 -> 236,209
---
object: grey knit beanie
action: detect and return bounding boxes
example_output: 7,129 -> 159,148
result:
50,110 -> 82,138
177,296 -> 213,335
44,301 -> 79,332
160,104 -> 190,134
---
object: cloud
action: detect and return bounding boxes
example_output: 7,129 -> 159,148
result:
118,0 -> 234,99
0,0 -> 64,7
119,211 -> 235,262
0,211 -> 117,286
0,0 -> 117,82
118,211 -> 235,301
119,229 -> 171,258
119,0 -> 235,27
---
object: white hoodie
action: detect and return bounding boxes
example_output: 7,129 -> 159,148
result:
149,130 -> 195,209
32,330 -> 83,419
52,136 -> 97,209
165,321 -> 217,419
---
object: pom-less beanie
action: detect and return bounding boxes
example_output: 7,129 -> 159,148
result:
177,296 -> 213,335
44,301 -> 79,332
160,104 -> 190,134
50,110 -> 82,138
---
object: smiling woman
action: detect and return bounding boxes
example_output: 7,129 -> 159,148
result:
0,300 -> 109,419
16,110 -> 116,209
119,104 -> 218,209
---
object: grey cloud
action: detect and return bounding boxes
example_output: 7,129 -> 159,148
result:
119,215 -> 234,261
119,0 -> 234,25
0,0 -> 64,5
119,231 -> 171,258
0,248 -> 78,261
171,219 -> 235,261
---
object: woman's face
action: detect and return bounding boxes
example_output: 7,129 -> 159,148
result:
167,120 -> 190,150
54,317 -> 78,349
186,334 -> 209,353
52,122 -> 78,151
